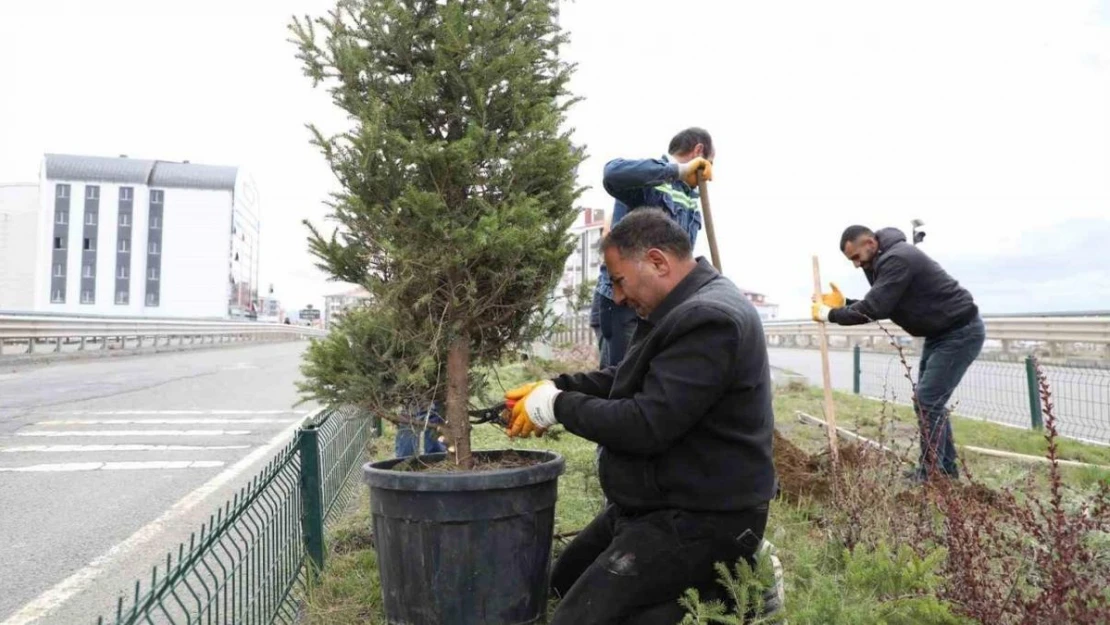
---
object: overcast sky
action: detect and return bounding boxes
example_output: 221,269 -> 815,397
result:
1,0 -> 1107,317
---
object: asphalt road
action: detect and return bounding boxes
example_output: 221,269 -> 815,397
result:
768,348 -> 1110,444
0,341 -> 317,625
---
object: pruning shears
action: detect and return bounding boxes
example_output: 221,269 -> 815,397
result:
467,399 -> 519,427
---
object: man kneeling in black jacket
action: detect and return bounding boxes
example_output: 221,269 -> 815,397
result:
506,209 -> 777,624
813,225 -> 985,480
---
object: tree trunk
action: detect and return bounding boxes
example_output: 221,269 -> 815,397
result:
446,335 -> 473,468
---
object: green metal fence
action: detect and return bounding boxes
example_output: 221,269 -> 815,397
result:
854,345 -> 1110,443
96,406 -> 376,625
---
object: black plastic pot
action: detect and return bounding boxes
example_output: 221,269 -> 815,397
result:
363,449 -> 565,625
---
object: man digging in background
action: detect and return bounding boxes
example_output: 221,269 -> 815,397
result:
505,210 -> 780,624
813,225 -> 985,481
595,127 -> 715,369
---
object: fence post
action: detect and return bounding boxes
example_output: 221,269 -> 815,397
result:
298,425 -> 326,573
373,415 -> 383,437
1024,355 -> 1044,431
852,344 -> 861,395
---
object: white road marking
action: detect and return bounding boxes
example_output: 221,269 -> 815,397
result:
0,413 -> 308,625
59,409 -> 306,416
0,460 -> 226,473
36,419 -> 288,425
1,444 -> 251,453
16,430 -> 251,437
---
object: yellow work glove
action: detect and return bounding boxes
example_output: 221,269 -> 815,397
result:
507,382 -> 562,438
677,157 -> 713,187
504,381 -> 543,403
817,282 -> 845,308
812,302 -> 831,323
504,381 -> 543,437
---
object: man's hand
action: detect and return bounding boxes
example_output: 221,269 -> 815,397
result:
814,282 -> 845,308
811,302 -> 831,323
677,157 -> 713,187
504,381 -> 543,403
507,381 -> 561,438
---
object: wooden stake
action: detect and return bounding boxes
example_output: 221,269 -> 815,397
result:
812,256 -> 840,465
696,171 -> 722,272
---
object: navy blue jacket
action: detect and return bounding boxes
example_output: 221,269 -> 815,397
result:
596,156 -> 702,300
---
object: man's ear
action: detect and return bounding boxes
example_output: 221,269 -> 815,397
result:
646,248 -> 670,275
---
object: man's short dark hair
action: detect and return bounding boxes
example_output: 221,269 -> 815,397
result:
839,225 -> 874,252
601,208 -> 693,260
668,127 -> 714,159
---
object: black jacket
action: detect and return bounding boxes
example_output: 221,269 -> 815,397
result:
552,258 -> 776,513
829,228 -> 979,338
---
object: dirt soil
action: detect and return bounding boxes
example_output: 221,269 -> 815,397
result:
394,450 -> 542,473
773,430 -> 870,503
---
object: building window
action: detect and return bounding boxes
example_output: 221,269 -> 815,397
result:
146,292 -> 159,306
81,290 -> 94,304
85,212 -> 97,226
119,239 -> 130,253
150,216 -> 161,230
149,241 -> 159,255
83,237 -> 95,251
118,266 -> 129,279
120,187 -> 133,201
86,186 -> 99,200
56,184 -> 69,199
148,267 -> 159,281
53,263 -> 64,277
150,190 -> 164,204
119,214 -> 131,227
116,291 -> 129,305
54,236 -> 64,250
55,212 -> 67,225
83,265 -> 94,278
51,290 -> 64,303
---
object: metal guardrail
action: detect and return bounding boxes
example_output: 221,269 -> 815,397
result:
762,316 -> 1110,353
0,314 -> 326,357
550,313 -> 1110,360
95,405 -> 377,625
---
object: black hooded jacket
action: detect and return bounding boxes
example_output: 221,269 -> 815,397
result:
828,228 -> 979,338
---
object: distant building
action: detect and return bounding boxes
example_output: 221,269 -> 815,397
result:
324,287 -> 371,329
553,207 -> 604,317
0,183 -> 40,311
0,153 -> 259,318
256,295 -> 284,324
739,287 -> 780,322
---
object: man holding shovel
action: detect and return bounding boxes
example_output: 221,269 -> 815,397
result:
595,127 -> 714,368
813,225 -> 984,480
505,210 -> 778,624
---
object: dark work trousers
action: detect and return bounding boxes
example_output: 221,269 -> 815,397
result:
915,316 -> 986,478
599,296 -> 639,369
550,503 -> 769,625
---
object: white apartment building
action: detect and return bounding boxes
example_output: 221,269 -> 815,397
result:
738,288 -> 780,322
0,154 -> 260,318
324,287 -> 371,330
552,208 -> 605,318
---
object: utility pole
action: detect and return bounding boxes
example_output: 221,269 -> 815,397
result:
911,218 -> 926,246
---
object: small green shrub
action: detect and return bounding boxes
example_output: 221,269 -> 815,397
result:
681,541 -> 969,625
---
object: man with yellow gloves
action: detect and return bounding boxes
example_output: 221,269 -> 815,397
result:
595,127 -> 714,369
813,225 -> 984,481
506,209 -> 777,624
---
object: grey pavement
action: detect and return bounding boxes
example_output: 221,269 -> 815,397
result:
768,348 -> 1110,444
0,341 -> 318,625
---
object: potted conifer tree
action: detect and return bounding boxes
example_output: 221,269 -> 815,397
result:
292,1 -> 583,622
